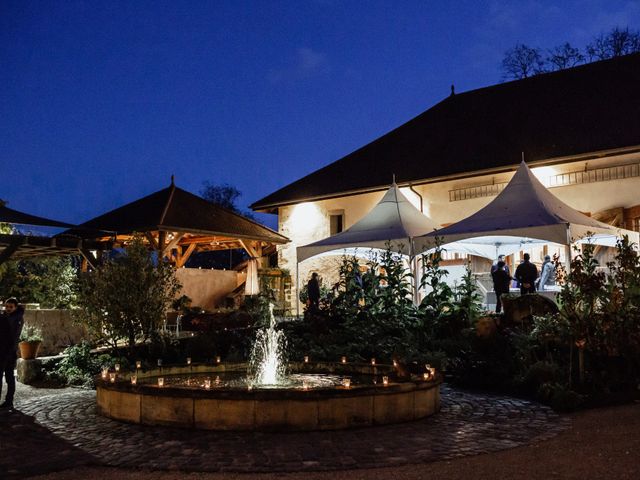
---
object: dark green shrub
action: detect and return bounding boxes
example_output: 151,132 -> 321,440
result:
53,342 -> 117,387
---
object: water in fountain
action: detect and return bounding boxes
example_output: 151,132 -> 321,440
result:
249,303 -> 288,386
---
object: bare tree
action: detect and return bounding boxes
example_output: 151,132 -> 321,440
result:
546,42 -> 585,71
586,26 -> 640,61
501,44 -> 546,80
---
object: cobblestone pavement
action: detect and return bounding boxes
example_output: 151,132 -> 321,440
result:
3,385 -> 570,476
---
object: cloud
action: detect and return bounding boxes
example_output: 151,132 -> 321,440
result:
268,47 -> 329,84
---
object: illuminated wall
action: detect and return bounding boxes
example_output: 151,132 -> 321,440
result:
276,151 -> 640,312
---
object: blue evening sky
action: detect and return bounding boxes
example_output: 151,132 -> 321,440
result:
1,0 -> 638,229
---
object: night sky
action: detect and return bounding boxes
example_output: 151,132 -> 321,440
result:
2,1 -> 638,230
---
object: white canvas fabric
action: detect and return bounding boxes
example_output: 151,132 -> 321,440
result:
297,183 -> 439,263
416,161 -> 638,252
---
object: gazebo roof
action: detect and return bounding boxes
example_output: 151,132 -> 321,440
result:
64,181 -> 288,245
0,202 -> 75,228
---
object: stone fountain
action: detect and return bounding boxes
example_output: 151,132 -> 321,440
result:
96,305 -> 441,430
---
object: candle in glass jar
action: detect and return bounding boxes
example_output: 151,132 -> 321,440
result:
158,377 -> 164,387
341,356 -> 347,364
342,378 -> 351,388
304,355 -> 309,363
382,376 -> 389,386
109,373 -> 116,383
131,375 -> 137,385
101,367 -> 109,379
186,357 -> 192,365
371,358 -> 376,366
215,356 -> 221,364
114,363 -> 120,372
136,360 -> 142,370
204,378 -> 211,389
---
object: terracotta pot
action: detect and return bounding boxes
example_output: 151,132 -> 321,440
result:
19,341 -> 41,360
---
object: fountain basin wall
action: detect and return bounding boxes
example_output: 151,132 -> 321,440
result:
96,363 -> 441,431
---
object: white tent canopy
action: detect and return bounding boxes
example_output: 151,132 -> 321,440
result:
417,160 -> 639,253
297,182 -> 439,263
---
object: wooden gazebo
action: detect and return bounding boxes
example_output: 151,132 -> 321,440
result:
60,179 -> 289,268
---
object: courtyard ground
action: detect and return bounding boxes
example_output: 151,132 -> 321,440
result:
2,382 -> 638,480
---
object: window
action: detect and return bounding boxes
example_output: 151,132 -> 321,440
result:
329,210 -> 345,235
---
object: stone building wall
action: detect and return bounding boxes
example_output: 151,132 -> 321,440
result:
276,153 -> 640,312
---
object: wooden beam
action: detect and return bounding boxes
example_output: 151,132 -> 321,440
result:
157,231 -> 167,257
79,248 -> 100,270
163,232 -> 185,255
176,243 -> 197,268
238,239 -> 260,258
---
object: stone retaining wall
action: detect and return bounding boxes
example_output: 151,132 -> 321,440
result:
23,309 -> 87,356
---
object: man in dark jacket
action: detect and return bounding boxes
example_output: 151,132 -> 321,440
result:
1,298 -> 24,409
515,253 -> 538,295
307,273 -> 321,311
491,260 -> 511,313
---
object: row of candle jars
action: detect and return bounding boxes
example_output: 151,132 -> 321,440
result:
423,364 -> 437,381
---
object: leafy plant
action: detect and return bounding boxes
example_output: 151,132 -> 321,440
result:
20,325 -> 43,343
76,236 -> 182,354
0,257 -> 79,308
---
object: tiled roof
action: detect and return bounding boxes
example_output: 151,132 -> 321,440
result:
252,53 -> 640,211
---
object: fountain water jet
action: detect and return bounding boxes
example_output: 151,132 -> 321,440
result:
249,303 -> 287,386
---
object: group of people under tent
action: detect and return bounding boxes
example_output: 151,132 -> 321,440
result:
490,253 -> 557,313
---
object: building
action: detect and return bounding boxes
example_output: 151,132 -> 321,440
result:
252,53 -> 640,311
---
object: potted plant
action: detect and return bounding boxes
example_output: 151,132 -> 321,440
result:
19,325 -> 43,360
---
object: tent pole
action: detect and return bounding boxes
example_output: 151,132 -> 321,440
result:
296,261 -> 300,318
565,226 -> 572,277
564,244 -> 572,277
410,238 -> 419,306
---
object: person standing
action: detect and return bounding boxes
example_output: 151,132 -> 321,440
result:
491,254 -> 510,277
491,260 -> 511,313
538,255 -> 556,291
1,298 -> 24,409
307,272 -> 321,311
515,253 -> 538,295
